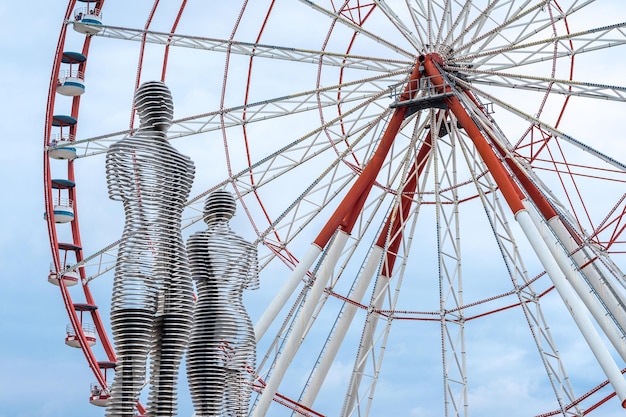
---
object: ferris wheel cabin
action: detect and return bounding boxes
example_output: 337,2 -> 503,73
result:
56,52 -> 86,97
88,361 -> 115,407
47,178 -> 75,224
72,0 -> 102,35
47,268 -> 79,287
65,303 -> 98,348
47,242 -> 82,288
48,114 -> 77,160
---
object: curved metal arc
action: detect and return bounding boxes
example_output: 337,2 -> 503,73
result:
46,0 -> 121,409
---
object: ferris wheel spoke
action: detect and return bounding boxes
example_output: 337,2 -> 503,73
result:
456,70 -> 626,102
430,112 -> 468,417
447,0 -> 547,57
404,0 -> 497,52
449,0 -> 554,56
405,0 -> 431,48
229,101 -> 397,266
454,21 -> 626,71
372,0 -> 422,50
67,70 -> 407,159
85,23 -> 412,72
297,0 -> 417,59
79,254 -> 118,285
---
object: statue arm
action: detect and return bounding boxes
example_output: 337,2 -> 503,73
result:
187,232 -> 212,282
105,145 -> 130,201
244,242 -> 260,291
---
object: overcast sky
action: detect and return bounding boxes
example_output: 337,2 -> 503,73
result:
2,1 -> 626,417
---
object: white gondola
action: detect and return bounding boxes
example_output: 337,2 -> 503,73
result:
73,1 -> 103,35
48,140 -> 77,160
47,268 -> 79,287
48,115 -> 77,160
52,198 -> 74,223
56,52 -> 86,96
89,384 -> 110,407
65,323 -> 97,348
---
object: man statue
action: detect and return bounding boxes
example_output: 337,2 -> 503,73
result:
105,81 -> 195,417
186,190 -> 259,417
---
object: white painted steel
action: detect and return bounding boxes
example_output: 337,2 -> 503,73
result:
254,244 -> 323,342
300,245 -> 385,408
516,205 -> 626,407
254,230 -> 350,416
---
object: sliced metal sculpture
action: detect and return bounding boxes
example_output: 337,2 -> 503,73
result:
105,81 -> 195,417
186,190 -> 259,417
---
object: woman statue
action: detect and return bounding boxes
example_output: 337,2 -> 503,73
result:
187,190 -> 259,417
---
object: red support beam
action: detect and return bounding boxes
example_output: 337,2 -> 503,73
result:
314,62 -> 423,248
463,91 -> 559,222
377,131 -> 433,278
421,54 -> 526,215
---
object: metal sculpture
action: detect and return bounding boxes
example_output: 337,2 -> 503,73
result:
105,81 -> 195,417
186,190 -> 259,417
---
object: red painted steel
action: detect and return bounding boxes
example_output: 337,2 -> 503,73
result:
130,0 -> 161,130
44,1 -> 143,413
161,0 -> 188,82
422,54 -> 526,215
313,62 -> 423,248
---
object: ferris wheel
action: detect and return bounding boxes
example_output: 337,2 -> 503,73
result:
44,1 -> 626,416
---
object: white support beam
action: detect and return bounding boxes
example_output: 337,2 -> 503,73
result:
255,243 -> 322,341
300,245 -> 385,408
525,205 -> 626,362
254,231 -> 350,416
516,203 -> 626,408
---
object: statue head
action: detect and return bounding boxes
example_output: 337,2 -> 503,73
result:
203,190 -> 237,225
134,81 -> 174,132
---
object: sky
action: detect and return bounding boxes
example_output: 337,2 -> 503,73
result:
2,1 -> 626,417
0,3 -> 96,416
